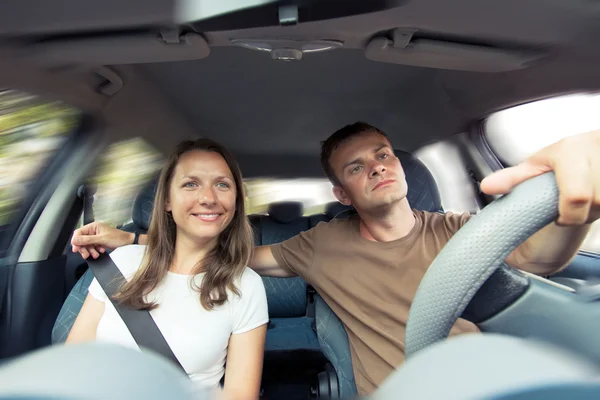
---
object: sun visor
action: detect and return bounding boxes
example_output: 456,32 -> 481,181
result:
365,35 -> 545,73
22,32 -> 210,66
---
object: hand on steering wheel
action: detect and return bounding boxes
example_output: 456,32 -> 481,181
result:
404,172 -> 559,357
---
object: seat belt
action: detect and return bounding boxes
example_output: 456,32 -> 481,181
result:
77,184 -> 96,225
306,285 -> 316,318
86,253 -> 186,373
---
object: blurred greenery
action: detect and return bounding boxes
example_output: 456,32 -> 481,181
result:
0,89 -> 78,226
91,138 -> 163,227
0,90 -> 166,228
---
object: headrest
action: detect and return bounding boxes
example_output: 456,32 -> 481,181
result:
396,150 -> 442,212
268,201 -> 303,223
132,178 -> 158,231
324,150 -> 442,217
325,202 -> 354,219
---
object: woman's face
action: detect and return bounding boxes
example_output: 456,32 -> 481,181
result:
165,150 -> 237,246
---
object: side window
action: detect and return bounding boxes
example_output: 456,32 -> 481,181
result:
484,93 -> 600,253
245,178 -> 337,215
415,136 -> 481,215
0,89 -> 78,227
89,138 -> 163,227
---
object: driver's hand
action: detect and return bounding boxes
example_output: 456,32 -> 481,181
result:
480,129 -> 600,226
71,221 -> 134,259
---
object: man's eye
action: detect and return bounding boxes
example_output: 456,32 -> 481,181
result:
351,165 -> 362,174
378,153 -> 389,160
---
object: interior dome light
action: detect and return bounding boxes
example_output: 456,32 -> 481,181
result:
230,39 -> 343,60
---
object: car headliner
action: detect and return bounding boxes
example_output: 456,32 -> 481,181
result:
1,0 -> 600,178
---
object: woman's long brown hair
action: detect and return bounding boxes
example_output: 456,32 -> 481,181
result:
114,138 -> 254,310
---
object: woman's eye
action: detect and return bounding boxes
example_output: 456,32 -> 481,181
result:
183,182 -> 197,188
216,182 -> 230,189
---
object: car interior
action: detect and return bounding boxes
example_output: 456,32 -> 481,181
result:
1,1 -> 600,399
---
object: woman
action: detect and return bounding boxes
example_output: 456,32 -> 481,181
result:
67,138 -> 269,399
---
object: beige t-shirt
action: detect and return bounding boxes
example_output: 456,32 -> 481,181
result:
271,210 -> 480,395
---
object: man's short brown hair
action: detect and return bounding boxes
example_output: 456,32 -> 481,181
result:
320,122 -> 390,186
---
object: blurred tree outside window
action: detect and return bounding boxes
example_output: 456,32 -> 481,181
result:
90,138 -> 163,227
0,89 -> 79,226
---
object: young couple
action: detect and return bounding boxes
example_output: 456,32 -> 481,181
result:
69,122 -> 600,398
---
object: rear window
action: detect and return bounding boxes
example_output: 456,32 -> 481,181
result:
415,137 -> 481,215
245,178 -> 336,215
483,93 -> 600,253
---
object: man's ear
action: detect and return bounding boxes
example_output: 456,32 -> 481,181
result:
333,186 -> 352,206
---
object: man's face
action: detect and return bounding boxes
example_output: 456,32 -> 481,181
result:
329,131 -> 408,213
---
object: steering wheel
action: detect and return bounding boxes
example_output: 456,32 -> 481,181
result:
404,172 -> 560,358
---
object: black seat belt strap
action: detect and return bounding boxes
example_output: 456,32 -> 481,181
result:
306,285 -> 316,318
86,253 -> 186,373
77,184 -> 96,225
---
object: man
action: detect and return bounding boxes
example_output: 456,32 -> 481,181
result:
71,122 -> 600,395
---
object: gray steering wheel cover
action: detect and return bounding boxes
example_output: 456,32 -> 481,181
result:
404,172 -> 559,358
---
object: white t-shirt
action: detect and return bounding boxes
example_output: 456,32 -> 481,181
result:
88,245 -> 269,392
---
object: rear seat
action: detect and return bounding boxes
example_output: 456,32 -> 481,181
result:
249,201 -> 319,351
